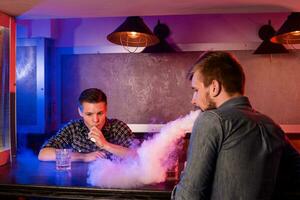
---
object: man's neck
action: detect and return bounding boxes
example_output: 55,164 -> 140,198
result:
215,92 -> 243,108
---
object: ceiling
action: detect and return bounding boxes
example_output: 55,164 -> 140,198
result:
0,0 -> 299,19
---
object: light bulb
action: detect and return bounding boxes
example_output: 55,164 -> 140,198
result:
127,32 -> 140,39
291,31 -> 300,36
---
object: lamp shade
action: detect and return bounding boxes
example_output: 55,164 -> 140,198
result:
107,16 -> 159,48
254,21 -> 288,54
271,12 -> 300,44
254,40 -> 288,54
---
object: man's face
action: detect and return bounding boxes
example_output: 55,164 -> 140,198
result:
78,102 -> 107,130
191,70 -> 216,111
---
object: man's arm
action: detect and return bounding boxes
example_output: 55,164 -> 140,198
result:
38,147 -> 106,162
174,112 -> 222,200
38,120 -> 106,162
38,122 -> 74,161
103,141 -> 137,158
38,147 -> 56,161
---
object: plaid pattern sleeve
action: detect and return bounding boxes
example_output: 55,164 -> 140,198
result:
104,119 -> 135,148
41,118 -> 135,158
41,120 -> 78,149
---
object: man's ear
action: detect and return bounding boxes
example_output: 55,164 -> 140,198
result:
78,107 -> 83,117
210,80 -> 221,97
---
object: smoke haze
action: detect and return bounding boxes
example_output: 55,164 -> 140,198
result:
87,110 -> 201,188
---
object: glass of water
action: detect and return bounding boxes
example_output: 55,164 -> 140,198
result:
55,149 -> 71,170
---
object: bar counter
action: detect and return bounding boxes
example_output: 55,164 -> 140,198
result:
0,155 -> 175,199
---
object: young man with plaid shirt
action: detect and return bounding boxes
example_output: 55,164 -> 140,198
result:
38,88 -> 136,162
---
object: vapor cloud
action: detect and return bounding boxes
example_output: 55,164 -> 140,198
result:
87,110 -> 201,188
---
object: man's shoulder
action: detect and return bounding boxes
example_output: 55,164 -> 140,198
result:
61,119 -> 84,129
107,118 -> 127,126
200,110 -> 223,121
66,119 -> 83,125
106,118 -> 132,133
194,110 -> 222,128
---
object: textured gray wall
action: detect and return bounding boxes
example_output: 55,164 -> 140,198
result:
61,52 -> 198,124
60,51 -> 300,125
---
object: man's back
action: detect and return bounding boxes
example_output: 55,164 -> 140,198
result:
174,96 -> 298,200
210,96 -> 285,199
174,51 -> 300,200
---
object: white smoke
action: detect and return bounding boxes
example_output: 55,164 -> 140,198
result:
87,110 -> 201,188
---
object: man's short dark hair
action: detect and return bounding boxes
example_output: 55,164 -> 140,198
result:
188,51 -> 245,95
78,88 -> 107,106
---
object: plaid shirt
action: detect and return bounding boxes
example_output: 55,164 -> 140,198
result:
42,118 -> 135,158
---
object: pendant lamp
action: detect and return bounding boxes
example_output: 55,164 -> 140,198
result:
271,12 -> 300,44
107,16 -> 159,52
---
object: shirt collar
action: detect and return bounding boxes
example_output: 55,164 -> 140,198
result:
218,96 -> 252,109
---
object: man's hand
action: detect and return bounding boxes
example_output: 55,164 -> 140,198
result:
88,127 -> 108,149
88,126 -> 136,159
82,151 -> 106,162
